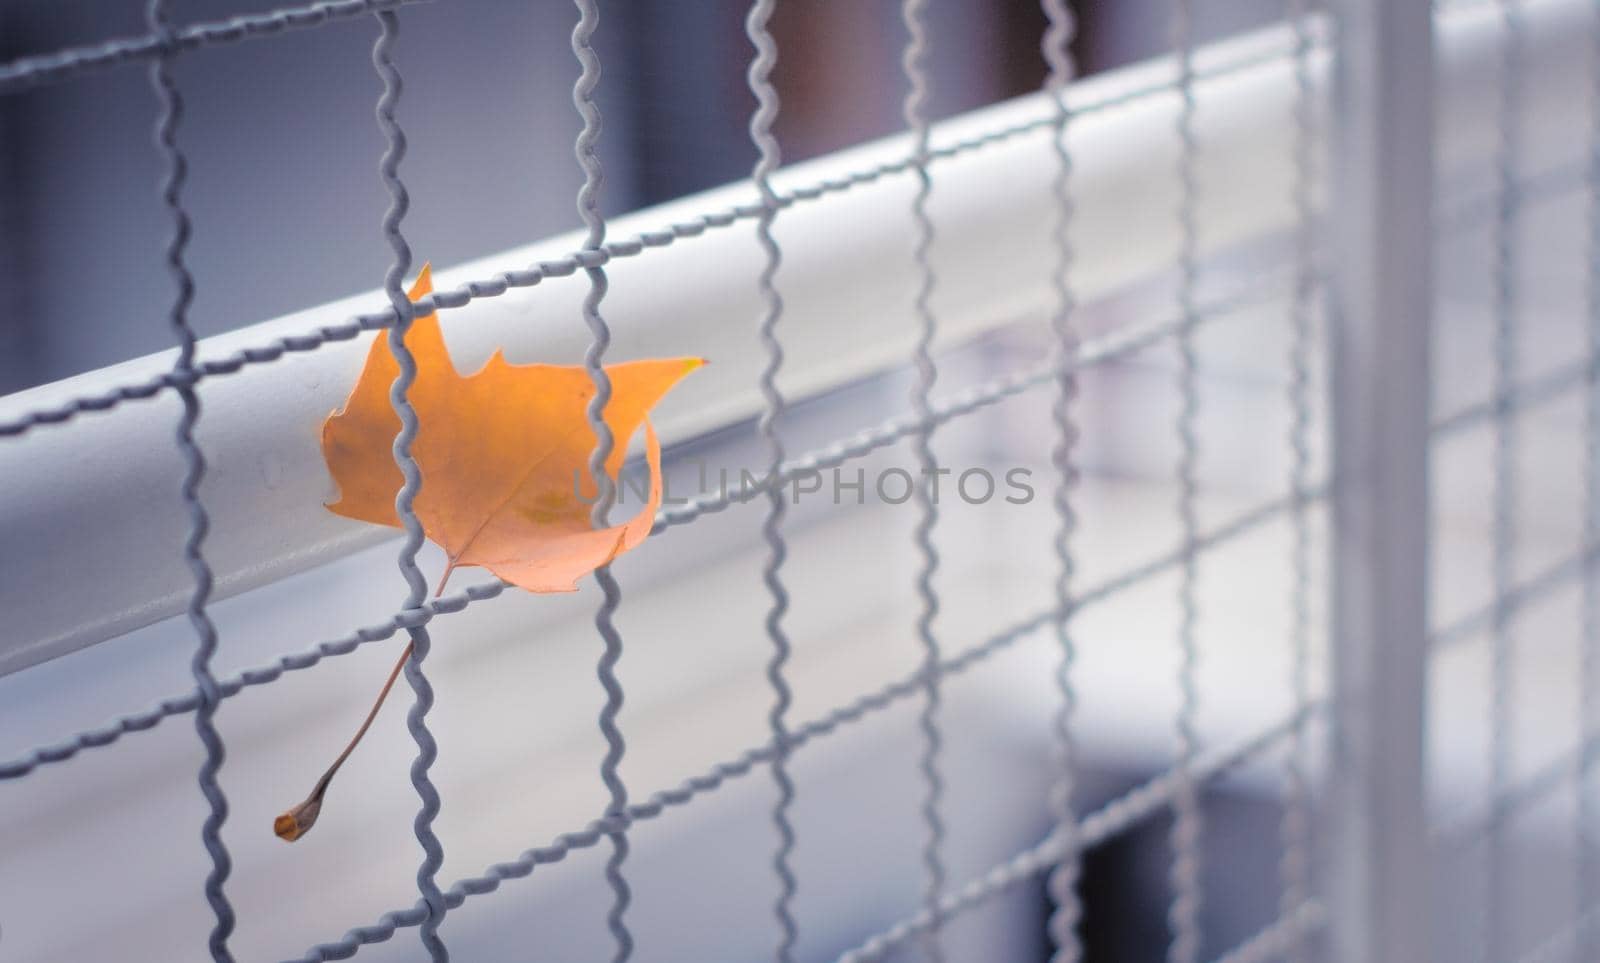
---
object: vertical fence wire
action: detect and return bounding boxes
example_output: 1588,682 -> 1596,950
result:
1039,2 -> 1084,962
371,10 -> 448,961
145,3 -> 235,958
744,3 -> 798,961
1488,1 -> 1524,960
1580,1 -> 1600,956
899,1 -> 947,958
1278,0 -> 1316,956
1168,1 -> 1205,961
571,3 -> 633,960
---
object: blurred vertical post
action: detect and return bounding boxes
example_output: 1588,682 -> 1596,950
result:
1326,0 -> 1434,961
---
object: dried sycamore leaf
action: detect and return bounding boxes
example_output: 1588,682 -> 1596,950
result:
278,266 -> 700,842
321,264 -> 702,592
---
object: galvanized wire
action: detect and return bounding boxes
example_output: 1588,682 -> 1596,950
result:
1439,720 -> 1600,846
145,3 -> 234,957
744,1 -> 799,959
1279,3 -> 1317,961
570,3 -> 633,958
833,706 -> 1320,963
1437,159 -> 1590,238
1169,0 -> 1205,960
285,489 -> 1314,963
0,0 -> 429,94
0,31 -> 1317,441
1487,2 -> 1524,959
0,283 -> 1298,786
898,3 -> 948,956
1516,902 -> 1600,963
1434,545 -> 1600,653
1432,355 -> 1594,437
1040,1 -> 1084,961
1206,901 -> 1326,963
371,11 -> 446,960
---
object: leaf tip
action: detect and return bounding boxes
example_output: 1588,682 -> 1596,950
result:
274,797 -> 323,843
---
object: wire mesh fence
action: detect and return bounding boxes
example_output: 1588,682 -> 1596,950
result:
0,0 -> 1594,961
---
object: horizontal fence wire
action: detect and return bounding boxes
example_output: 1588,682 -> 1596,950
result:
1514,902 -> 1600,963
0,277 -> 1285,781
0,27 -> 1315,441
1431,544 -> 1600,651
830,707 -> 1321,963
285,491 -> 1313,962
1436,724 -> 1600,846
1207,901 -> 1326,963
0,0 -> 431,94
1434,158 -> 1589,236
1431,355 -> 1595,437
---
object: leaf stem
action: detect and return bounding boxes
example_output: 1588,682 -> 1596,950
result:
274,638 -> 414,841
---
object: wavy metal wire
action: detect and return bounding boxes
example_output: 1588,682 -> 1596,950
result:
899,2 -> 948,957
1039,1 -> 1083,961
1514,903 -> 1600,963
570,3 -> 633,959
1168,1 -> 1204,961
0,284 -> 1296,786
372,11 -> 447,961
0,35 -> 1316,441
1279,3 -> 1317,961
1487,2 -> 1523,960
1206,902 -> 1327,963
145,3 -> 235,959
1435,545 -> 1600,656
1439,698 -> 1600,844
743,1 -> 799,959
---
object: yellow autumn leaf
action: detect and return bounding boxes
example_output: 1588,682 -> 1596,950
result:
321,264 -> 703,593
277,265 -> 700,842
